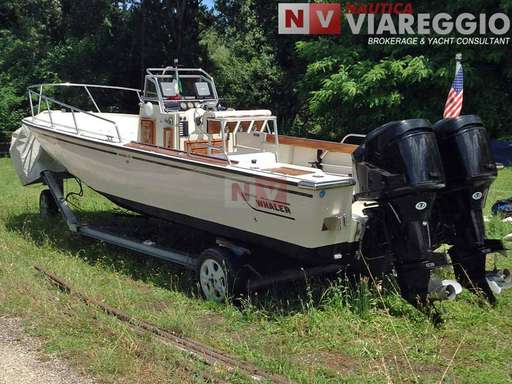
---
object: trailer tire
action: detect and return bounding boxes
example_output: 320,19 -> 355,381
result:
39,190 -> 59,218
197,247 -> 243,303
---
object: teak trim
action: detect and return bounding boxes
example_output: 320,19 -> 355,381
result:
266,134 -> 357,154
139,118 -> 156,145
125,141 -> 235,165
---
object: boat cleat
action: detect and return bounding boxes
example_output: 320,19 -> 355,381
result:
428,277 -> 463,301
485,269 -> 512,295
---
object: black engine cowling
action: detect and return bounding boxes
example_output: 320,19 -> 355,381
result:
353,119 -> 447,305
431,115 -> 502,301
354,115 -> 505,307
353,118 -> 445,200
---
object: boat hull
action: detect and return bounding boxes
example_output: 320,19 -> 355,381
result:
27,122 -> 358,261
103,192 -> 358,263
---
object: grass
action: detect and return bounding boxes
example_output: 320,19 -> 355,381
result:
0,157 -> 511,383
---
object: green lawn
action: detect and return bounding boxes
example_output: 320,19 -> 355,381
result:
0,157 -> 511,383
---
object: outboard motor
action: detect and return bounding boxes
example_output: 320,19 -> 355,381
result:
353,119 -> 448,305
432,115 -> 505,301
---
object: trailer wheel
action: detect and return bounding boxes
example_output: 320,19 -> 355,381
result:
197,247 -> 241,303
39,190 -> 59,217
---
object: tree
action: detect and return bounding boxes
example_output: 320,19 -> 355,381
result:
0,0 -> 208,132
296,39 -> 433,138
200,0 -> 283,112
0,0 -> 63,132
0,0 -> 510,140
293,0 -> 512,139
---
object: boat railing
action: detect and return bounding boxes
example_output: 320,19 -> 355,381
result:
27,83 -> 142,143
203,115 -> 279,165
146,67 -> 215,82
341,133 -> 366,145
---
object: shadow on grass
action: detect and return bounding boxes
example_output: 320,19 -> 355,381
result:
5,210 -> 420,320
5,211 -> 202,295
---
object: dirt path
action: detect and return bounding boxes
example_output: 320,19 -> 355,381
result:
0,317 -> 95,384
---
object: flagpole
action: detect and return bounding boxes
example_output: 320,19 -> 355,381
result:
443,53 -> 464,118
455,53 -> 462,80
455,53 -> 462,73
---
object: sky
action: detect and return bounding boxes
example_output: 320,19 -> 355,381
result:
202,0 -> 215,9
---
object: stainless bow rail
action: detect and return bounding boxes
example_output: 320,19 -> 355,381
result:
27,83 -> 142,143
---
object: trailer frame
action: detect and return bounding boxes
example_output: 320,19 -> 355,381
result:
40,170 -> 348,300
41,170 -> 197,269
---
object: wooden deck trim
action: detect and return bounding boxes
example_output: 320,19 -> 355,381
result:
184,138 -> 226,155
266,134 -> 357,154
124,142 -> 236,165
264,166 -> 315,176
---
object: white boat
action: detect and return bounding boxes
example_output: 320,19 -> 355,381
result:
15,67 -> 362,259
10,65 -> 510,307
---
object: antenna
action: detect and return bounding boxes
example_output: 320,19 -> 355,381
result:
174,58 -> 180,95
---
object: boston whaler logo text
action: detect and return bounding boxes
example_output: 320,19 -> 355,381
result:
278,3 -> 511,45
225,178 -> 294,220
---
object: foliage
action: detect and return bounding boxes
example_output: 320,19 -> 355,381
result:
0,0 -> 62,132
200,0 -> 283,110
0,76 -> 24,133
292,0 -> 512,138
297,39 -> 434,137
0,0 -> 205,132
0,0 -> 511,139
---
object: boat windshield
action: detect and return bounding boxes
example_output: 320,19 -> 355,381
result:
162,77 -> 214,99
156,76 -> 215,100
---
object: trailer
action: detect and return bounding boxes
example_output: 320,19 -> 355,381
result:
40,170 -> 351,302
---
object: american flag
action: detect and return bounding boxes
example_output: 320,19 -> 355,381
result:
443,59 -> 463,118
